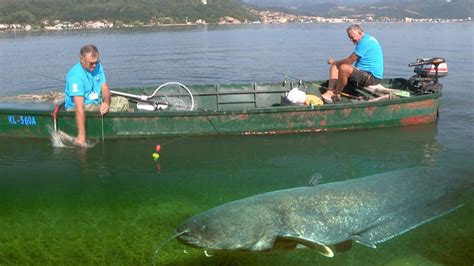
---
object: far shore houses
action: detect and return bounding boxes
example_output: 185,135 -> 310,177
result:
0,13 -> 471,31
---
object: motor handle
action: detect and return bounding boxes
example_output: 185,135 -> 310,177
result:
408,57 -> 445,67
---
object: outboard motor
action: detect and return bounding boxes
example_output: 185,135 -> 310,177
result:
407,57 -> 447,95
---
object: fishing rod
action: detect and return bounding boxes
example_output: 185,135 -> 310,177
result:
0,73 -> 64,101
111,81 -> 197,110
35,73 -> 204,111
34,72 -> 64,83
280,72 -> 412,99
29,72 -> 65,92
111,87 -> 247,143
111,82 -> 221,146
156,110 -> 246,147
110,90 -> 214,112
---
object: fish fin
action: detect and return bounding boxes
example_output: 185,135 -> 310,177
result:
308,173 -> 323,186
353,196 -> 462,247
277,235 -> 334,257
351,235 -> 377,248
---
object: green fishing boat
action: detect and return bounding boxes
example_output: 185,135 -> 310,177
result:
0,58 -> 447,139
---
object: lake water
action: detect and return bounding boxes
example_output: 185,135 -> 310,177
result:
0,23 -> 473,265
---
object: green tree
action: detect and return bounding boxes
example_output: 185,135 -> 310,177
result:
6,11 -> 36,24
0,0 -> 259,26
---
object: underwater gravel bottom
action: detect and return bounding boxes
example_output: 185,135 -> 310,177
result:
0,129 -> 473,265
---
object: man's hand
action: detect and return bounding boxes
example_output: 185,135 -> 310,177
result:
73,96 -> 87,148
100,102 -> 110,116
100,82 -> 111,116
74,135 -> 87,147
327,58 -> 335,65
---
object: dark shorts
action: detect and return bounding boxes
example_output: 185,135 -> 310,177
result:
349,68 -> 381,87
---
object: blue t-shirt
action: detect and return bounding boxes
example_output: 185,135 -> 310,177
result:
64,62 -> 107,109
354,34 -> 384,79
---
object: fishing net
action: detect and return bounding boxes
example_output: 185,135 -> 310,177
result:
149,96 -> 190,111
48,126 -> 96,148
144,82 -> 195,111
110,96 -> 129,112
0,91 -> 65,104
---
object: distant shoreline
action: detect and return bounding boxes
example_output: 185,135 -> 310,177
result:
1,19 -> 472,33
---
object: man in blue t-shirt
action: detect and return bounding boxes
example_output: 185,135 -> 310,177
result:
65,44 -> 111,147
321,24 -> 384,103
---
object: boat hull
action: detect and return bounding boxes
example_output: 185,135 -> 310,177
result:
0,92 -> 440,139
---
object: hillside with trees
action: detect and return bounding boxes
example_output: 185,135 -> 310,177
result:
245,0 -> 473,19
0,0 -> 258,26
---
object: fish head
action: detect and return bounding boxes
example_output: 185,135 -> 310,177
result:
176,199 -> 280,251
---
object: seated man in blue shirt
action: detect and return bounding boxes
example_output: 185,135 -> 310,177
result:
65,44 -> 111,147
321,24 -> 384,103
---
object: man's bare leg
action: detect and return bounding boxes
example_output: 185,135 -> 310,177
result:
334,64 -> 354,95
321,64 -> 339,100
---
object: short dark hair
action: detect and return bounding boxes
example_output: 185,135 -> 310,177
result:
80,44 -> 99,58
347,24 -> 364,33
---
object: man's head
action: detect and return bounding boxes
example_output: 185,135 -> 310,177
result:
346,24 -> 364,45
80,44 -> 100,72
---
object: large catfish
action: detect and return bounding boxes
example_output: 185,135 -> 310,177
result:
175,167 -> 472,257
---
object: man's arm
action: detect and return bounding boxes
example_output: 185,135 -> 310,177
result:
100,82 -> 111,115
328,52 -> 358,66
73,96 -> 87,147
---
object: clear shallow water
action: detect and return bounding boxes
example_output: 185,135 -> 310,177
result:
0,23 -> 473,264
